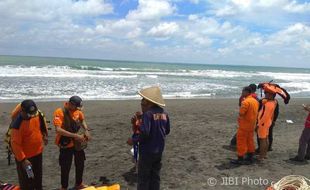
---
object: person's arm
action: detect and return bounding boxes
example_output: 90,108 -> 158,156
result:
10,128 -> 26,162
81,120 -> 91,140
79,112 -> 91,140
303,104 -> 310,112
139,112 -> 152,142
239,100 -> 249,117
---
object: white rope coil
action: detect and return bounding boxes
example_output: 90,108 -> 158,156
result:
270,175 -> 310,190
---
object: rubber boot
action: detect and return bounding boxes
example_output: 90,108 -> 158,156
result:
244,153 -> 254,164
230,156 -> 244,165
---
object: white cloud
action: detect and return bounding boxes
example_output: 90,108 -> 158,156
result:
0,0 -> 309,68
266,23 -> 310,46
127,28 -> 142,39
231,0 -> 251,9
185,32 -> 212,46
215,6 -> 236,16
147,22 -> 179,38
283,1 -> 310,13
126,0 -> 175,20
133,40 -> 146,47
0,0 -> 113,22
188,14 -> 199,21
71,0 -> 113,16
300,41 -> 310,52
94,19 -> 140,37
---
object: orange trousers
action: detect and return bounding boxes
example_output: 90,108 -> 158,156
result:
237,128 -> 255,157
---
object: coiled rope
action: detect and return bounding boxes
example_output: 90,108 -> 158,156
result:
268,175 -> 310,190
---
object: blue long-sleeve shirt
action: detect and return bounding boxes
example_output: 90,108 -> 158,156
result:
138,106 -> 170,155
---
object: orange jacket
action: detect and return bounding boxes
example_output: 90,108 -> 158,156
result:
11,103 -> 22,119
53,102 -> 85,148
257,99 -> 277,129
238,95 -> 259,131
10,104 -> 46,162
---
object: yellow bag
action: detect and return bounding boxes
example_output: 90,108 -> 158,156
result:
81,184 -> 120,190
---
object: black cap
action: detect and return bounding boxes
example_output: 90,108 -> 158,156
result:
249,84 -> 257,93
242,86 -> 252,93
69,96 -> 83,108
21,99 -> 38,116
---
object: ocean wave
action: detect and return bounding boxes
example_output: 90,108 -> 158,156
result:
0,65 -> 254,79
1,63 -> 310,100
257,72 -> 310,82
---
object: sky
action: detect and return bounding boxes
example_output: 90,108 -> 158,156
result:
0,0 -> 309,68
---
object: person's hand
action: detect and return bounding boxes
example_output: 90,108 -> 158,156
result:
127,138 -> 133,146
74,134 -> 85,142
302,104 -> 309,111
22,159 -> 32,170
131,115 -> 137,125
84,130 -> 91,141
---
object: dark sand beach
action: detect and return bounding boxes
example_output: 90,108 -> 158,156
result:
0,98 -> 309,190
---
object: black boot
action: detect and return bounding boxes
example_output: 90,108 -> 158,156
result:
244,153 -> 254,164
289,156 -> 307,163
230,156 -> 244,165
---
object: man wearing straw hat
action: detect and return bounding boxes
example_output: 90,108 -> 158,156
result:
134,86 -> 170,190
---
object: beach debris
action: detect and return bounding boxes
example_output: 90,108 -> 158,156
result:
286,120 -> 294,124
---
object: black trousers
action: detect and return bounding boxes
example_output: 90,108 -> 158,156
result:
59,148 -> 85,188
16,153 -> 42,190
137,153 -> 162,190
230,134 -> 237,146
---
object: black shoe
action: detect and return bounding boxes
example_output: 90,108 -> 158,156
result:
244,153 -> 254,164
255,148 -> 260,154
230,156 -> 243,165
305,156 -> 310,160
289,156 -> 306,162
230,156 -> 252,165
268,147 -> 273,151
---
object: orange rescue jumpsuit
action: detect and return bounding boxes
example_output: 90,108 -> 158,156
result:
257,99 -> 277,138
237,95 -> 259,157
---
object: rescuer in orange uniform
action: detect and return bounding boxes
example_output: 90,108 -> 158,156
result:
231,86 -> 259,165
10,100 -> 48,190
53,96 -> 90,190
257,91 -> 278,161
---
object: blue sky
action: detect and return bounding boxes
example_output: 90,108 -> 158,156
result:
0,0 -> 309,68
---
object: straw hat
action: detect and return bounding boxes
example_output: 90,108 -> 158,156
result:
138,86 -> 165,107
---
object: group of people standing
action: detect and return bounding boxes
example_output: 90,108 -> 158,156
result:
230,84 -> 279,164
8,86 -> 170,190
230,83 -> 310,165
6,83 -> 310,190
10,95 -> 90,190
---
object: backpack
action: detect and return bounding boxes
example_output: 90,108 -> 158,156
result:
4,110 -> 47,165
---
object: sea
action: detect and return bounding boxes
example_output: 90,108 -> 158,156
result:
0,55 -> 310,102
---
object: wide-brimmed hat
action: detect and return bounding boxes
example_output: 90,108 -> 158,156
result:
138,86 -> 165,107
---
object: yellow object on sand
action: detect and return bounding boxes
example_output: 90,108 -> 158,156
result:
81,184 -> 120,190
